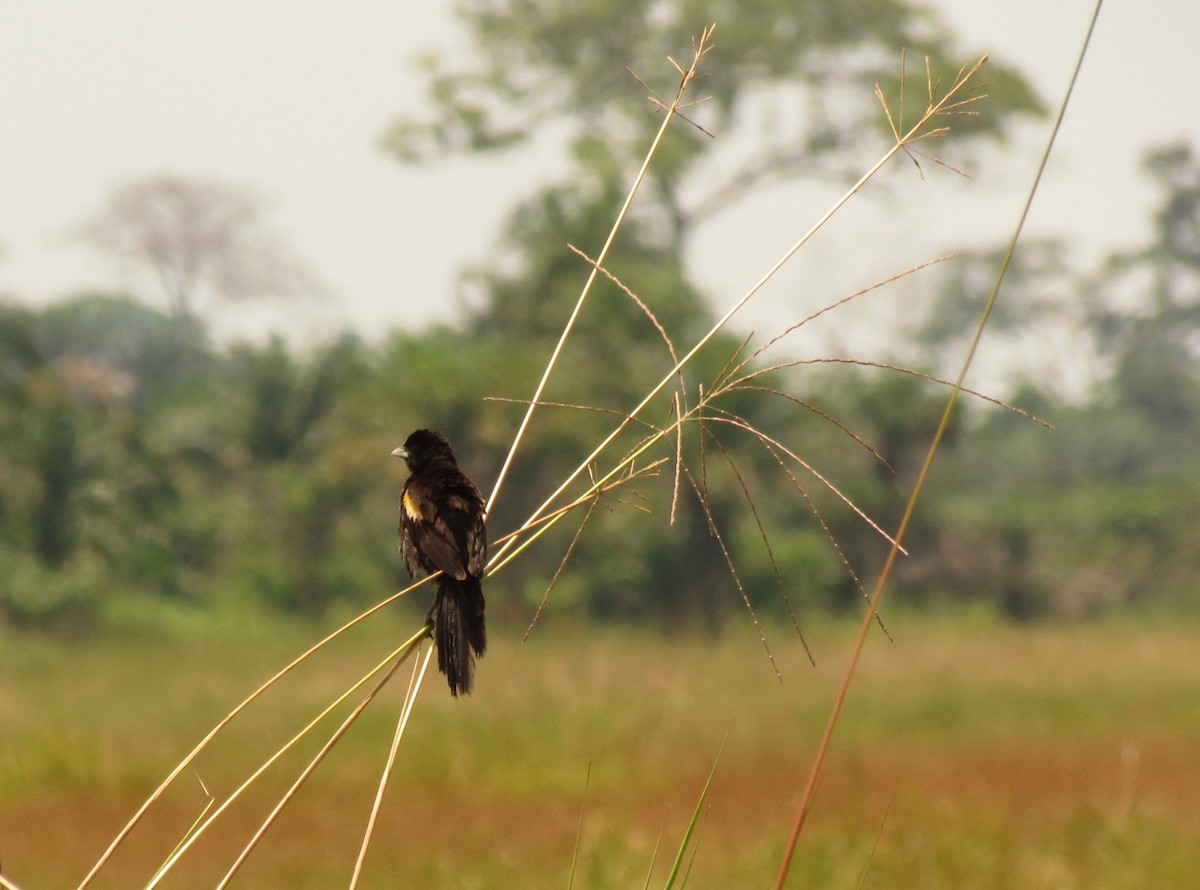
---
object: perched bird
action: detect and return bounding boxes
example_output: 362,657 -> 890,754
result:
392,429 -> 487,696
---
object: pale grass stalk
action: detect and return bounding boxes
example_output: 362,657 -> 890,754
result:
496,59 -> 988,573
641,816 -> 667,890
216,639 -> 428,889
494,253 -> 962,644
484,25 -> 715,519
148,783 -> 215,885
485,458 -> 668,576
349,645 -> 434,888
685,466 -> 780,676
729,386 -> 892,464
670,391 -> 684,523
702,426 -> 813,659
77,579 -> 433,888
511,375 -> 903,585
146,629 -> 428,889
566,763 -> 591,890
737,255 -> 955,372
480,454 -> 666,564
568,244 -> 683,367
702,414 -> 905,552
737,357 -> 1052,426
856,804 -> 891,890
76,34 -> 1004,890
524,490 -> 603,639
771,6 -> 1104,885
751,426 -> 884,639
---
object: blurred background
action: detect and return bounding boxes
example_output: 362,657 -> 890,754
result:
1,1 -> 1198,887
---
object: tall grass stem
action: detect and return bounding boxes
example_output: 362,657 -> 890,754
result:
771,5 -> 1105,886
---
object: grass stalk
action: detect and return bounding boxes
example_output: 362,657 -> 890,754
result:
147,787 -> 215,886
77,580 -> 433,888
215,638 -> 426,888
771,5 -> 1105,886
349,644 -> 434,888
74,28 -> 1059,890
485,458 -> 668,576
145,629 -> 428,888
566,763 -> 592,890
484,25 -> 715,520
497,58 -> 989,580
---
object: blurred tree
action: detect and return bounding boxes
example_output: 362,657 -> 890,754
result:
924,141 -> 1200,415
379,1 -> 1042,627
217,334 -> 379,615
0,295 -> 212,630
35,293 -> 211,410
386,0 -> 1043,374
230,334 -> 364,464
385,0 -> 1041,250
915,238 -> 1097,398
896,142 -> 1200,618
1092,143 -> 1200,441
78,175 -> 324,319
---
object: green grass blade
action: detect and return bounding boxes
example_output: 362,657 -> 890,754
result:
663,730 -> 729,890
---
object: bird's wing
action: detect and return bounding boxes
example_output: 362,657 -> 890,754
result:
453,494 -> 487,577
402,478 -> 470,581
397,512 -> 421,579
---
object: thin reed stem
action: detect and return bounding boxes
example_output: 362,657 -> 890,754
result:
485,25 -> 715,519
494,59 -> 982,575
771,7 -> 1104,886
216,641 -> 427,888
146,629 -> 428,888
350,645 -> 434,888
78,579 -> 434,888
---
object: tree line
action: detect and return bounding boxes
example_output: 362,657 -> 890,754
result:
2,141 -> 1198,634
4,2 -> 1198,633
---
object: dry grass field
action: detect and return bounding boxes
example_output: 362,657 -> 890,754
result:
2,612 -> 1197,888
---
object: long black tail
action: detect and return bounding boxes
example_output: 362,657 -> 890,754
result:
429,576 -> 487,696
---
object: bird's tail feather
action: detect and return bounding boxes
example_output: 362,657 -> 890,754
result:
430,576 -> 487,696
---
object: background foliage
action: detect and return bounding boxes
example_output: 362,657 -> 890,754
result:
1,1 -> 1196,637
2,138 -> 1198,635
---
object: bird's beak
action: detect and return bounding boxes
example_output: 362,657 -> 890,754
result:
391,445 -> 408,459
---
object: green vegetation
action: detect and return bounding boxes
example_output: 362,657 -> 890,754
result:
2,18 -> 1197,634
4,4 -> 1193,636
2,3 -> 1199,886
3,144 -> 1200,633
0,619 -> 1197,887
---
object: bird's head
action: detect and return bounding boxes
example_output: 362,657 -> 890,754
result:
392,428 -> 454,473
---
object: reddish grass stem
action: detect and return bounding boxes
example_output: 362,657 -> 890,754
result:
771,4 -> 1105,885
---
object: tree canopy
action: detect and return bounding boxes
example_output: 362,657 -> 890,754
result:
3,5 -> 1195,634
79,175 -> 324,319
4,138 -> 1200,632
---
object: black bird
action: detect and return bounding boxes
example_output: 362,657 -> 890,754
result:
392,429 -> 487,696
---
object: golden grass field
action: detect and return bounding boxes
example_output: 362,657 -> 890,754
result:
2,611 -> 1198,888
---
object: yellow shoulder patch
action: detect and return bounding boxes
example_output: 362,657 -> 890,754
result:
403,490 -> 427,522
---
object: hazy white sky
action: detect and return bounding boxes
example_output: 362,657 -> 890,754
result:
1,1 -> 1196,346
